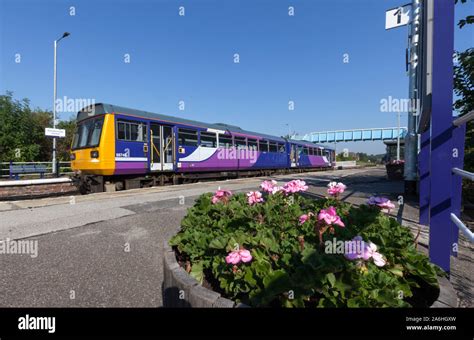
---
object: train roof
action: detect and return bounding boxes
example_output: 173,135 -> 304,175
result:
77,103 -> 333,150
78,103 -> 286,143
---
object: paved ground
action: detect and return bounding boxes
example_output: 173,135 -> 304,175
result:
0,166 -> 472,307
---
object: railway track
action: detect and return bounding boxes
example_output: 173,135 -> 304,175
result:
0,166 -> 349,201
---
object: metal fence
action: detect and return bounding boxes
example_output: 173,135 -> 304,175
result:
0,161 -> 73,179
450,111 -> 474,243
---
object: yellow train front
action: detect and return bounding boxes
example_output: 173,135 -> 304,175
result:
70,103 -> 153,193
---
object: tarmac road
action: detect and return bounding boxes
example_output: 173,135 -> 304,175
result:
0,166 -> 471,307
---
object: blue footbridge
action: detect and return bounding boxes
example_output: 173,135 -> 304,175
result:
291,127 -> 407,143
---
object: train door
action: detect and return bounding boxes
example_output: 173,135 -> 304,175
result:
150,123 -> 175,171
290,144 -> 298,167
162,125 -> 174,171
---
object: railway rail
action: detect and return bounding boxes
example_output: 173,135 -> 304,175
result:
0,165 -> 345,201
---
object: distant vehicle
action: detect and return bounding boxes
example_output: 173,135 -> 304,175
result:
70,103 -> 335,194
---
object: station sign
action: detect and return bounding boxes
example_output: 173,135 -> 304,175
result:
385,4 -> 411,30
45,128 -> 66,138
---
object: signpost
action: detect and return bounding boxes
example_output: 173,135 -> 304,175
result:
45,128 -> 66,138
385,4 -> 411,30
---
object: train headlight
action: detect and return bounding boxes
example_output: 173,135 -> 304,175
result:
70,153 -> 76,160
90,150 -> 99,159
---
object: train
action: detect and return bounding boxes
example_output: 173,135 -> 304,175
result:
70,103 -> 335,194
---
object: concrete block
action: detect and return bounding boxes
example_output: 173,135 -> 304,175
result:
189,284 -> 221,308
213,297 -> 235,308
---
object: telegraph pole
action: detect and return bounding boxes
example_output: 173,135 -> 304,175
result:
404,0 -> 421,194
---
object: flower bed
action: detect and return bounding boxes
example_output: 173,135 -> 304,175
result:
169,180 -> 443,307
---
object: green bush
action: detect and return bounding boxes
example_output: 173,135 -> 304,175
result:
169,181 -> 441,308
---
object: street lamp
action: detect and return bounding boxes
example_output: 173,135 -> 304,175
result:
52,32 -> 70,176
285,123 -> 291,138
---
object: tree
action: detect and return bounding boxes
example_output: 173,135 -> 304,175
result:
56,118 -> 76,161
0,92 -> 43,162
454,0 -> 474,201
0,92 -> 77,165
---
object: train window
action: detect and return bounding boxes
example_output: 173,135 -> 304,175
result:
269,142 -> 278,153
302,147 -> 309,155
130,124 -> 140,141
308,148 -> 313,155
72,116 -> 106,150
117,122 -> 127,140
259,140 -> 269,152
218,134 -> 233,148
235,136 -> 247,150
116,120 -> 147,142
278,143 -> 286,153
200,131 -> 217,148
178,128 -> 198,147
89,119 -> 104,146
248,138 -> 258,151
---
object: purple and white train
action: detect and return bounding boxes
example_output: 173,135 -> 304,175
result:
70,103 -> 335,193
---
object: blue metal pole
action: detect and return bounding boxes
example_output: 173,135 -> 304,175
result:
451,123 -> 466,257
419,130 -> 430,225
428,0 -> 455,273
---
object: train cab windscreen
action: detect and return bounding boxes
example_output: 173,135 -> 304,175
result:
72,116 -> 104,150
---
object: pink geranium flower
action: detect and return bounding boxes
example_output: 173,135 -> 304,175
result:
211,189 -> 232,204
344,236 -> 386,267
225,249 -> 253,265
239,249 -> 253,263
260,180 -> 279,194
298,212 -> 314,225
299,214 -> 309,225
225,251 -> 241,264
317,206 -> 345,227
367,196 -> 396,213
281,180 -> 308,195
327,182 -> 346,197
247,191 -> 264,205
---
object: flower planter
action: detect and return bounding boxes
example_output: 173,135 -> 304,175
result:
162,240 -> 249,308
163,180 -> 458,308
162,238 -> 457,308
385,163 -> 404,180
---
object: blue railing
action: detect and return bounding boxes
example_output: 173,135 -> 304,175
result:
449,111 -> 474,243
292,127 -> 407,143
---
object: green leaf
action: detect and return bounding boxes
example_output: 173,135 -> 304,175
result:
244,269 -> 257,286
347,298 -> 359,308
208,237 -> 228,249
326,273 -> 336,288
190,261 -> 204,284
387,267 -> 404,277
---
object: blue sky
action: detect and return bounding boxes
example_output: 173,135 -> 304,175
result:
1,0 -> 472,154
